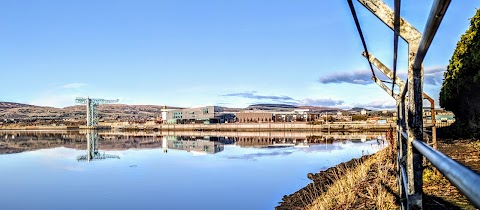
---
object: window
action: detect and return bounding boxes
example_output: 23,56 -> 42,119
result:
173,112 -> 183,119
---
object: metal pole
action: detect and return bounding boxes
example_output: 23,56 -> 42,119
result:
408,1 -> 451,208
412,139 -> 480,208
86,97 -> 91,127
412,0 -> 452,70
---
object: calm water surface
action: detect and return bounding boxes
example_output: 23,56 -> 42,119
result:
0,131 -> 385,210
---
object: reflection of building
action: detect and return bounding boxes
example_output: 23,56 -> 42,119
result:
162,136 -> 224,154
166,106 -> 235,124
77,130 -> 120,162
234,137 -> 310,148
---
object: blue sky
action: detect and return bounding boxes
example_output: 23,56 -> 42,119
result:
1,0 -> 478,109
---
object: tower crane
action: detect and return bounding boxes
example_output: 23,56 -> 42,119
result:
75,97 -> 119,127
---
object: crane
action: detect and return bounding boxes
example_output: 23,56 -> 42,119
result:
77,130 -> 120,162
75,97 -> 119,127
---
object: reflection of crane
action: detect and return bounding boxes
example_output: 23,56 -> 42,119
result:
77,130 -> 120,162
75,97 -> 119,127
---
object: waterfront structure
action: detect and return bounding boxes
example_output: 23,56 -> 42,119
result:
75,97 -> 119,128
361,109 -> 367,115
422,108 -> 455,125
166,106 -> 235,124
273,109 -> 313,122
236,111 -> 273,123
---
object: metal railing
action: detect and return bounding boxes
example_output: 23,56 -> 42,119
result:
399,131 -> 480,208
348,0 -> 480,209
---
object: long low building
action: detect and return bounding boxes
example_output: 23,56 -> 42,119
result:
236,111 -> 273,123
166,106 -> 235,124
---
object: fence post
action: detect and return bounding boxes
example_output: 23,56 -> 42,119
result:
356,0 -> 423,208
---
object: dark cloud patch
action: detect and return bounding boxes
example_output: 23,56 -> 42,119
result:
222,91 -> 343,107
299,98 -> 344,106
318,70 -> 375,85
222,92 -> 295,102
319,66 -> 445,86
227,151 -> 293,160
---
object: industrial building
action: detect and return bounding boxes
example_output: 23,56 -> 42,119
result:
236,111 -> 273,123
165,106 -> 235,124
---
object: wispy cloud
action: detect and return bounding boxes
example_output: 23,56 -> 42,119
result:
351,99 -> 396,110
29,95 -> 76,108
424,66 -> 446,86
318,66 -> 446,86
61,83 -> 87,89
222,91 -> 295,102
222,91 -> 344,106
319,70 -> 374,85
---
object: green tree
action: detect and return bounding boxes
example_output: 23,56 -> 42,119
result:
440,9 -> 480,137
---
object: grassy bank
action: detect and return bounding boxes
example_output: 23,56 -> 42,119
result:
306,147 -> 398,210
276,147 -> 398,209
277,139 -> 480,209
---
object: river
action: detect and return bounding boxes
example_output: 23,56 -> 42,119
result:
0,130 -> 386,210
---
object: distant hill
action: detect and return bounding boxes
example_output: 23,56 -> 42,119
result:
350,107 -> 371,112
0,102 -> 36,111
0,102 -> 181,123
0,101 -> 344,124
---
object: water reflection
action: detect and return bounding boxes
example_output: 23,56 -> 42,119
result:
0,130 -> 386,155
0,130 -> 387,210
77,130 -> 120,162
163,136 -> 225,154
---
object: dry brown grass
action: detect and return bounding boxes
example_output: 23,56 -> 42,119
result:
306,147 -> 399,210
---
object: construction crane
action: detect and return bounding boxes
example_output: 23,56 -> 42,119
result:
77,130 -> 120,162
75,97 -> 119,127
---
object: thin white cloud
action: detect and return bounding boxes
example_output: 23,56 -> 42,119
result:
351,99 -> 396,110
61,83 -> 87,89
29,94 -> 77,108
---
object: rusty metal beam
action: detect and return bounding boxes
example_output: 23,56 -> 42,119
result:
357,0 -> 421,43
362,52 -> 406,91
356,0 -> 421,208
371,77 -> 400,100
362,52 -> 437,105
407,1 -> 451,208
423,93 -> 437,150
392,0 -> 401,96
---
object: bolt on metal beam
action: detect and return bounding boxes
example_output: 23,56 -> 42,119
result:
371,77 -> 400,100
362,52 -> 406,91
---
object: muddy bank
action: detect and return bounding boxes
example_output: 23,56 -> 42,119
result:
276,155 -> 372,210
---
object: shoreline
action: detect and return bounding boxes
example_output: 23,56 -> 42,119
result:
276,155 -> 372,209
276,138 -> 480,209
0,122 -> 395,132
